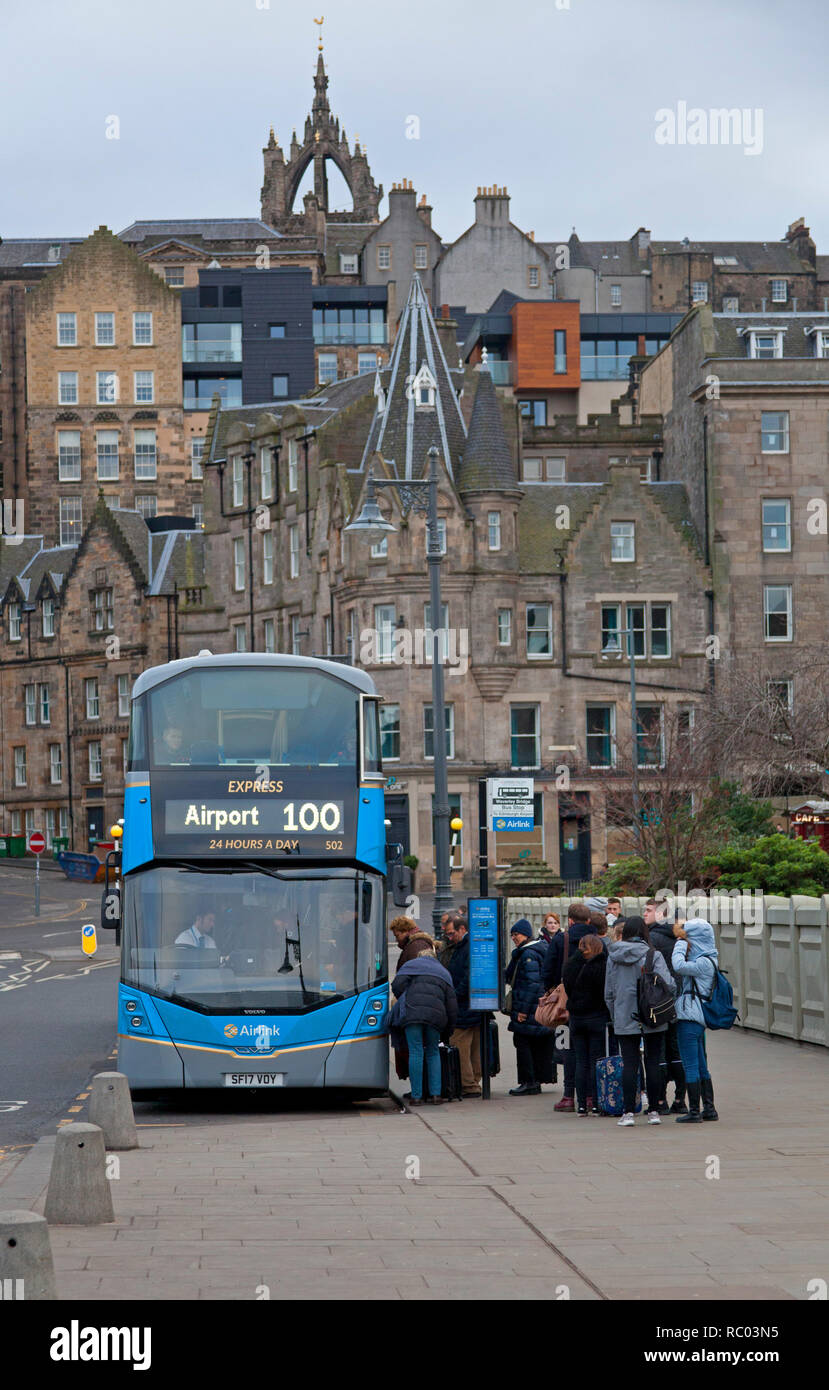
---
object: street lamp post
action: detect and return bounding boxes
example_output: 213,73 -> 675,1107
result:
346,446 -> 454,936
606,623 -> 642,850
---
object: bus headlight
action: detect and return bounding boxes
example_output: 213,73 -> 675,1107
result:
130,1016 -> 143,1028
371,1000 -> 384,1011
365,1015 -> 378,1027
125,1000 -> 137,1012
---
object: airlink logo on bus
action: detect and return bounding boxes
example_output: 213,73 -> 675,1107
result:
224,1023 -> 280,1041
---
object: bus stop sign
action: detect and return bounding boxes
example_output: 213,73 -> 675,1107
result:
28,831 -> 46,855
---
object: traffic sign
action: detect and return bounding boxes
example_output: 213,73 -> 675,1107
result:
28,831 -> 46,855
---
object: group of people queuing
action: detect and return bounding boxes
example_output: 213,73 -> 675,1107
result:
389,897 -> 721,1126
507,897 -> 720,1126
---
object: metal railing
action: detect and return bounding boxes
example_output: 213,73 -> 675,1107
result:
580,355 -> 631,380
313,325 -> 388,346
182,342 -> 243,363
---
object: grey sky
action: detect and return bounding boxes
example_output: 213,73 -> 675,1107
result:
2,0 -> 827,246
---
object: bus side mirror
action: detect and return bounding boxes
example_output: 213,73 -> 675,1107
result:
389,863 -> 412,908
101,849 -> 121,942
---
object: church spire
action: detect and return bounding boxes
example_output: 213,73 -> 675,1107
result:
313,51 -> 330,123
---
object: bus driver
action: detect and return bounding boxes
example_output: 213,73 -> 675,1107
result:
175,912 -> 218,950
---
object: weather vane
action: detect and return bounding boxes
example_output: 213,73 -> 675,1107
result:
314,16 -> 324,52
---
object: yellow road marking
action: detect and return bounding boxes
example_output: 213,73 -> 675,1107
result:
67,1105 -> 82,1112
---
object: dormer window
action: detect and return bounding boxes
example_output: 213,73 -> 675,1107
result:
8,601 -> 21,642
741,328 -> 785,359
805,326 -> 829,358
42,598 -> 55,638
408,363 -> 437,409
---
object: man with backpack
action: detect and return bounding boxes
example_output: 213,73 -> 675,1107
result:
671,917 -> 720,1123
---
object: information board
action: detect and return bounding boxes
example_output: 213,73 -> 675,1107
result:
467,896 -> 504,1012
487,777 -> 534,832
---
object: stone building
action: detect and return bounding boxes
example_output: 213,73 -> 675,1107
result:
0,500 -> 202,849
361,181 -> 444,325
0,239 -> 84,501
24,227 -> 191,544
435,188 -> 553,317
639,303 -> 829,733
195,277 -> 711,887
118,219 -> 320,290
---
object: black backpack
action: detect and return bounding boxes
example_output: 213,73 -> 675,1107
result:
636,947 -> 677,1029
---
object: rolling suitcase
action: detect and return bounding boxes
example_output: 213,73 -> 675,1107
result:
424,1042 -> 463,1100
595,1029 -> 641,1116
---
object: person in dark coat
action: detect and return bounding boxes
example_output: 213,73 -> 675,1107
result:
643,900 -> 687,1115
505,920 -> 554,1096
542,902 -> 595,1111
562,933 -> 609,1115
391,951 -> 458,1106
444,918 -> 483,1097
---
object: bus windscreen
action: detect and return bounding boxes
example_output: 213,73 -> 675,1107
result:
121,865 -> 386,1013
147,668 -> 358,768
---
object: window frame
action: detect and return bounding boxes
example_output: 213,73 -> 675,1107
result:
761,412 -> 789,454
57,312 -> 77,346
762,498 -> 792,553
526,602 -> 553,660
133,311 -> 153,345
763,583 -> 793,643
586,703 -> 616,769
488,511 -> 502,552
497,608 -> 512,647
233,536 -> 246,592
88,741 -> 103,782
58,371 -> 79,405
610,521 -> 636,563
510,704 -> 540,770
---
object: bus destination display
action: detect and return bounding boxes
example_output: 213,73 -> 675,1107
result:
164,797 -> 346,852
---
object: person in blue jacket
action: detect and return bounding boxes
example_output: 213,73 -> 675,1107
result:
391,949 -> 458,1106
505,920 -> 553,1096
671,917 -> 719,1124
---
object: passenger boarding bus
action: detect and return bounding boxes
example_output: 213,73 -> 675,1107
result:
104,652 -> 408,1096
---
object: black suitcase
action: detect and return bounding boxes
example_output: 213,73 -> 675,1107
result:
423,1043 -> 463,1100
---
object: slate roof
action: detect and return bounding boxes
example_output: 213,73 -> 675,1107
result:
118,219 -> 284,243
652,240 -> 809,272
456,363 -> 517,493
647,482 -> 704,558
0,538 -> 46,595
360,275 -> 467,480
205,374 -> 377,464
16,545 -> 75,596
710,312 -> 829,358
323,223 -> 373,274
518,486 -> 604,569
0,239 -> 84,267
554,238 -> 644,276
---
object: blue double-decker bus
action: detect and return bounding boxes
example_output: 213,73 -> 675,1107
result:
106,652 -> 404,1097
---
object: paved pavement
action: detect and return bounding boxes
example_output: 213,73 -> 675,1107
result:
3,1023 -> 828,1301
0,863 -> 118,1162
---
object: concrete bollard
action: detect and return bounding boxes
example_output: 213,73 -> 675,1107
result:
88,1071 -> 138,1150
44,1123 -> 115,1225
0,1210 -> 58,1299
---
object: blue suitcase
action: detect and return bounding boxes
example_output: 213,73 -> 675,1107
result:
595,1031 -> 642,1116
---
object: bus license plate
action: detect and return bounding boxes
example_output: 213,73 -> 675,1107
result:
223,1072 -> 285,1087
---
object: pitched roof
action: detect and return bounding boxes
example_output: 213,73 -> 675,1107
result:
0,239 -> 84,268
118,219 -> 284,243
360,275 -> 467,480
518,486 -> 605,569
0,538 -> 48,595
652,239 -> 809,272
710,311 -> 829,358
456,363 -> 517,492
